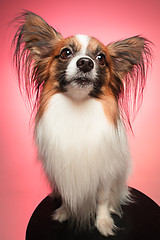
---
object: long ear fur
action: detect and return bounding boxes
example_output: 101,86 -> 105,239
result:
12,10 -> 62,108
107,36 -> 152,129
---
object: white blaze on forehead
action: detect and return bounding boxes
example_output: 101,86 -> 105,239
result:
66,34 -> 92,80
75,34 -> 90,54
65,34 -> 97,95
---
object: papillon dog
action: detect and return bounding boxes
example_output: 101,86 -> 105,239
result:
12,11 -> 152,236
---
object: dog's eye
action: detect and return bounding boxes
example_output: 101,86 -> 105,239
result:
96,53 -> 106,66
60,48 -> 72,59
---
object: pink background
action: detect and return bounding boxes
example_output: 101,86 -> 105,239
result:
0,0 -> 160,239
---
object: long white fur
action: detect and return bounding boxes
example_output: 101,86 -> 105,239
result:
35,93 -> 131,228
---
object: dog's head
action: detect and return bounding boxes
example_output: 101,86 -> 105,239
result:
50,34 -> 113,100
12,11 -> 152,127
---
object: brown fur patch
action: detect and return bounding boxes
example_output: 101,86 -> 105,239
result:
98,87 -> 119,126
52,36 -> 81,57
88,38 -> 112,65
35,80 -> 60,123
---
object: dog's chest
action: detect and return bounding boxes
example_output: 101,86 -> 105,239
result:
35,93 -> 129,184
37,93 -> 114,153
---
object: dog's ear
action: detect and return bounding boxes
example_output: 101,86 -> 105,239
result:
107,36 -> 150,80
107,36 -> 152,128
13,11 -> 62,60
12,11 -> 63,106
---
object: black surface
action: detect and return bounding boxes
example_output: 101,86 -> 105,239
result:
26,188 -> 160,240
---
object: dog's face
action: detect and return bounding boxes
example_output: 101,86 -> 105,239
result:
52,34 -> 111,100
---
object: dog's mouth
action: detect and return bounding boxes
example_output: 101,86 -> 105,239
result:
64,76 -> 96,100
70,77 -> 93,88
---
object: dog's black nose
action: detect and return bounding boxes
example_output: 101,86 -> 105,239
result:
77,57 -> 94,73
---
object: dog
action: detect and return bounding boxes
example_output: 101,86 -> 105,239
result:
12,11 -> 152,236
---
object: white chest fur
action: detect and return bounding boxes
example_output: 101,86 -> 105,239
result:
35,93 -> 130,208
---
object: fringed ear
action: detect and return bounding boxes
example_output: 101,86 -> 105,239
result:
107,36 -> 152,129
12,10 -> 62,107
